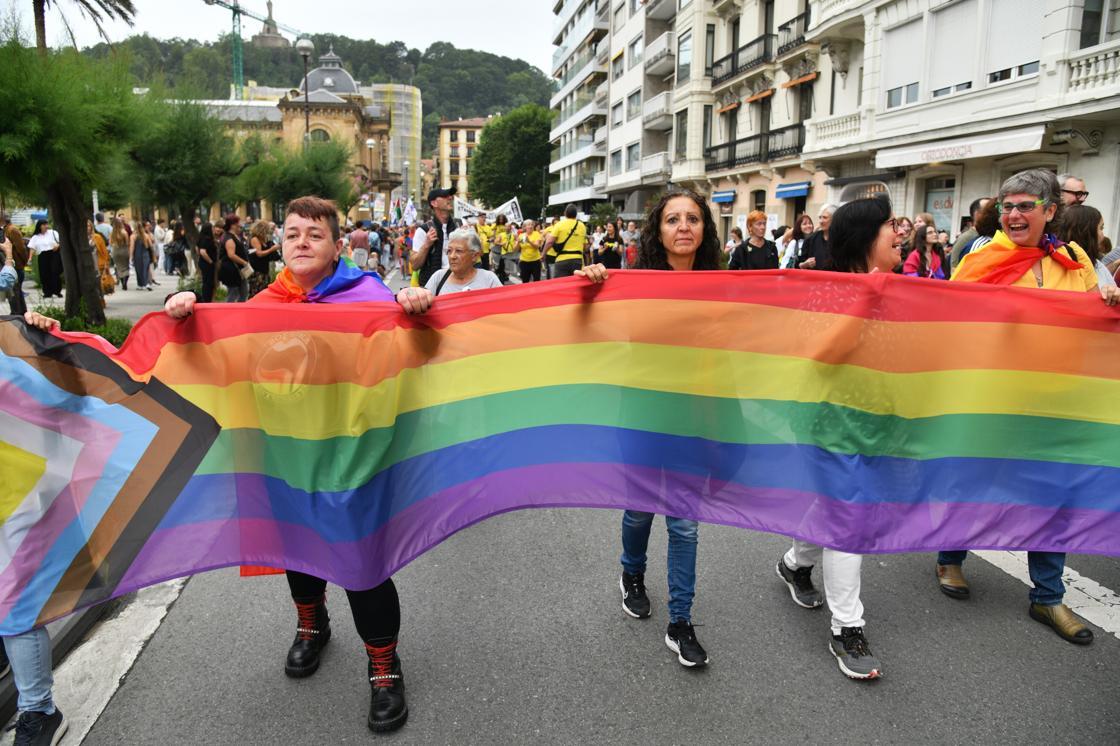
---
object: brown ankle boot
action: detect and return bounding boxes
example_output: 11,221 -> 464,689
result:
936,563 -> 970,600
365,639 -> 408,732
1029,603 -> 1093,645
284,594 -> 331,677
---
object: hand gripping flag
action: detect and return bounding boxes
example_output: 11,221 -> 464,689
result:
1,270 -> 1119,635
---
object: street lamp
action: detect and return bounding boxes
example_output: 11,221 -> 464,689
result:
403,159 -> 410,207
296,38 -> 314,146
365,137 -> 376,173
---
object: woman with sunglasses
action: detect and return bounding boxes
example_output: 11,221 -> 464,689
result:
940,169 -> 1119,645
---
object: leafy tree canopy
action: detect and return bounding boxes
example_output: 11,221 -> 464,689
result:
469,104 -> 553,220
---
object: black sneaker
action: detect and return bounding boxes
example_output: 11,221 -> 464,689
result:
0,643 -> 9,678
829,627 -> 883,680
13,708 -> 68,746
665,620 -> 708,667
776,557 -> 823,609
620,571 -> 651,619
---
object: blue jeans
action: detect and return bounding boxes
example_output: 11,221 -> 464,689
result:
3,628 -> 54,714
938,550 -> 1066,605
620,511 -> 698,623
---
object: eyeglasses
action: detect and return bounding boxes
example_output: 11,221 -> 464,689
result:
883,217 -> 898,232
1061,189 -> 1089,201
999,199 -> 1046,215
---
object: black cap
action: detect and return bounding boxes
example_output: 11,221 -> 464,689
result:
427,186 -> 457,203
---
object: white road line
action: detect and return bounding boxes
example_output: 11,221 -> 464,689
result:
975,550 -> 1120,639
0,579 -> 187,746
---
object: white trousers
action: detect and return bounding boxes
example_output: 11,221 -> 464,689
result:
784,541 -> 865,635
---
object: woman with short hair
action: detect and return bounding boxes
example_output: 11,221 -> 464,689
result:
729,210 -> 779,270
941,169 -> 1119,645
423,228 -> 502,295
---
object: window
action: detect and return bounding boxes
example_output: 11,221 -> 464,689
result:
933,82 -> 972,98
450,161 -> 459,176
751,189 -> 766,212
930,0 -> 977,99
1079,0 -> 1119,48
613,2 -> 625,32
676,31 -> 692,82
309,128 -> 330,142
702,105 -> 712,150
705,24 -> 715,76
886,82 -> 919,109
611,101 -> 624,128
679,0 -> 692,8
626,142 -> 640,171
450,146 -> 459,159
674,110 -> 688,158
881,19 -> 922,109
829,70 -> 837,115
628,35 -> 643,68
610,148 -> 623,175
986,0 -> 1041,83
612,54 -> 625,80
467,130 -> 476,143
449,130 -> 458,143
629,0 -> 640,16
626,89 -> 642,120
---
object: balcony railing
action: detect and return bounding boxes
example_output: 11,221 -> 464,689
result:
644,31 -> 676,76
593,170 -> 606,189
809,0 -> 863,32
641,90 -> 672,127
711,34 -> 776,86
643,0 -> 676,21
777,11 -> 810,56
594,124 -> 608,144
557,94 -> 594,122
594,79 -> 609,105
766,123 -> 805,160
705,134 -> 765,171
641,151 -> 672,178
596,36 -> 610,64
703,125 -> 804,171
1067,39 -> 1120,93
550,173 -> 596,196
557,135 -> 595,158
558,50 -> 597,87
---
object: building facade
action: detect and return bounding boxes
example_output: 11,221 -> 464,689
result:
438,117 -> 492,196
548,0 -> 610,212
551,0 -> 1120,242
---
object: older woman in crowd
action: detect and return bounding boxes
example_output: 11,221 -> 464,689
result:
941,169 -> 1120,645
424,228 -> 502,295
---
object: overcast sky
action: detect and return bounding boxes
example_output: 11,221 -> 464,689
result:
15,0 -> 553,74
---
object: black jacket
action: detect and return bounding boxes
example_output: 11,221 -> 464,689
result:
415,215 -> 462,286
797,231 -> 830,269
729,239 -> 779,270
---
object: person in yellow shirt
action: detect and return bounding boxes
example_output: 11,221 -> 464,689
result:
491,215 -> 511,284
542,204 -> 588,278
517,219 -> 544,283
474,214 -> 493,270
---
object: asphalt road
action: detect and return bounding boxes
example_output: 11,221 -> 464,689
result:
82,509 -> 1120,745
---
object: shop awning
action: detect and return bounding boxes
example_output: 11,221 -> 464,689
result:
745,88 -> 774,103
874,125 -> 1046,169
711,190 -> 737,203
775,181 -> 811,199
612,48 -> 624,61
717,101 -> 740,114
782,72 -> 818,89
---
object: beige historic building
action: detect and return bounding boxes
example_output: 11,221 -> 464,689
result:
437,117 -> 492,196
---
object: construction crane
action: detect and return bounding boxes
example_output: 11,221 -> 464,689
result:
202,0 -> 304,100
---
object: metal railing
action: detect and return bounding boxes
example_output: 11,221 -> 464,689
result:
777,11 -> 810,56
711,34 -> 776,85
558,49 -> 597,87
550,173 -> 597,196
703,124 -> 804,171
766,123 -> 805,159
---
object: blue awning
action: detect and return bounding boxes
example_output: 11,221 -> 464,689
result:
711,190 -> 736,203
775,181 -> 811,199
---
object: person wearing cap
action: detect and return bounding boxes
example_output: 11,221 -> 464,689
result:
542,204 -> 588,278
410,188 -> 462,287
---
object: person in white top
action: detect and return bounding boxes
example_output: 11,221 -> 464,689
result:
27,220 -> 63,298
780,213 -> 815,269
154,218 -> 169,274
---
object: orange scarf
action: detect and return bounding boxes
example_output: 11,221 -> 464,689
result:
951,231 -> 1083,285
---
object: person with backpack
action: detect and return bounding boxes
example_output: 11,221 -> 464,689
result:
409,188 -> 461,287
542,204 -> 588,278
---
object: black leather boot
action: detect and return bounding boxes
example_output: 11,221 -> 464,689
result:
365,639 -> 408,732
284,594 -> 331,678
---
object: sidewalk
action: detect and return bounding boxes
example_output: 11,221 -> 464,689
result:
23,270 -> 172,325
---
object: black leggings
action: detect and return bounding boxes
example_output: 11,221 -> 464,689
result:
519,259 -> 541,283
286,570 -> 400,642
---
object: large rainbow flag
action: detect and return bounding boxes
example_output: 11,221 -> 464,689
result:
1,271 -> 1119,635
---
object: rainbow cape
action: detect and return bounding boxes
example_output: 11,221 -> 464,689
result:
1,271 -> 1119,635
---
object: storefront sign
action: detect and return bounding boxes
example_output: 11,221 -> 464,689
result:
874,125 -> 1046,169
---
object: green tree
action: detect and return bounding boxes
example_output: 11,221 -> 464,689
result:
179,45 -> 227,98
237,140 -> 356,213
128,97 -> 242,253
469,105 -> 552,219
0,42 -> 138,322
31,0 -> 135,53
591,202 -> 617,228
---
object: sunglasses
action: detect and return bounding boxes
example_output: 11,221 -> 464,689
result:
999,199 -> 1046,214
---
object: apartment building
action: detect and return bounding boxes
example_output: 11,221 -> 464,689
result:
438,117 -> 491,196
553,0 -> 1119,239
549,0 -> 611,211
801,0 -> 1120,235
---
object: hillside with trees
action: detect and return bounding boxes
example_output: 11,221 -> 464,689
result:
81,34 -> 554,152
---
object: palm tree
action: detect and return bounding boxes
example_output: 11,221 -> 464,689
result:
31,0 -> 136,54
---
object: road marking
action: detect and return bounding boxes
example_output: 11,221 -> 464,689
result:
975,550 -> 1120,639
0,579 -> 188,745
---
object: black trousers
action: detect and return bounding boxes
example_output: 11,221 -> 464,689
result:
552,258 -> 582,278
8,268 -> 26,315
286,570 -> 400,642
37,251 -> 63,297
519,259 -> 542,283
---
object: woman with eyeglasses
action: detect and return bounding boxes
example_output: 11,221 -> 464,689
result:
939,169 -> 1119,646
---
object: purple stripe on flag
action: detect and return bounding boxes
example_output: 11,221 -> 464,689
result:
111,463 -> 1120,598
